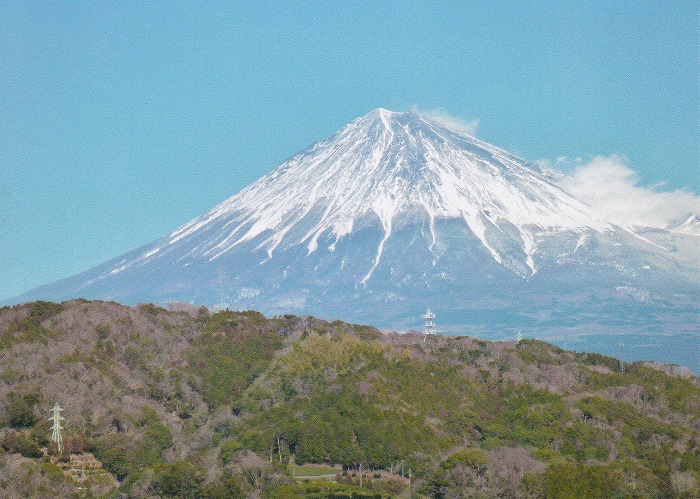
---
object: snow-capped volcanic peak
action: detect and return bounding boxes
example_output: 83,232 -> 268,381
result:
10,108 -> 698,371
160,109 -> 609,278
11,109 -> 700,372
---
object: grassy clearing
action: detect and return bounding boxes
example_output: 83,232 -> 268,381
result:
288,463 -> 339,477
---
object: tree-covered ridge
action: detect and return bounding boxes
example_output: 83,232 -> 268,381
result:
0,300 -> 698,498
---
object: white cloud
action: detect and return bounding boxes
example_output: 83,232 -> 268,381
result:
412,106 -> 479,136
555,155 -> 700,235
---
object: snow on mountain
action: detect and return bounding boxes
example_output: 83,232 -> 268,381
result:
7,109 -> 699,354
105,109 -> 613,283
672,214 -> 700,236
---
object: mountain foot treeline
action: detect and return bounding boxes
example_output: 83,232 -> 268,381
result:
0,300 -> 698,498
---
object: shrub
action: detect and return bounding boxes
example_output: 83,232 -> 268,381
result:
141,406 -> 173,451
213,419 -> 236,440
95,324 -> 111,339
154,460 -> 205,498
2,430 -> 42,458
7,395 -> 37,429
442,448 -> 488,475
219,439 -> 244,465
201,469 -> 247,498
541,462 -> 624,498
93,437 -> 130,480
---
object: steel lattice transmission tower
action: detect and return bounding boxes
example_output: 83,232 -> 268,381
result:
49,403 -> 64,453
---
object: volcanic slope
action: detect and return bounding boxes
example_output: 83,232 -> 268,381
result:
10,109 -> 699,338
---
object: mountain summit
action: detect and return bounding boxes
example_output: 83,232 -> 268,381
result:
164,108 -> 608,279
10,109 -> 699,359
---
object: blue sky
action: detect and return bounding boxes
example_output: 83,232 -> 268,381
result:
1,1 -> 698,300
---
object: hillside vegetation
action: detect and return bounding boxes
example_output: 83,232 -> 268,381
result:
0,300 -> 698,498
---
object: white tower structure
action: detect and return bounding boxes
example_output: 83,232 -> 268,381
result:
423,309 -> 436,337
49,403 -> 64,453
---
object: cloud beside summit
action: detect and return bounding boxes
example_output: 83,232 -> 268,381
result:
413,107 -> 480,136
554,155 -> 700,235
402,109 -> 698,236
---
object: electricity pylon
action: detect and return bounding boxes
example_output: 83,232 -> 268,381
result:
49,403 -> 64,453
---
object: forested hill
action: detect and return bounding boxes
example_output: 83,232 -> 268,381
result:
1,300 -> 699,498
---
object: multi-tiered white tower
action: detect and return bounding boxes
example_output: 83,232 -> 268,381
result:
423,309 -> 436,338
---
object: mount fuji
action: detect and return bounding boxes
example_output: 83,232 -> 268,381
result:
9,109 -> 699,366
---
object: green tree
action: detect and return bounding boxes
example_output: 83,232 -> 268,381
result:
7,396 -> 37,429
201,469 -> 247,498
219,439 -> 244,465
154,460 -> 205,498
541,462 -> 624,498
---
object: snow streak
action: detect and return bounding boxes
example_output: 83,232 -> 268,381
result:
110,109 -> 612,281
